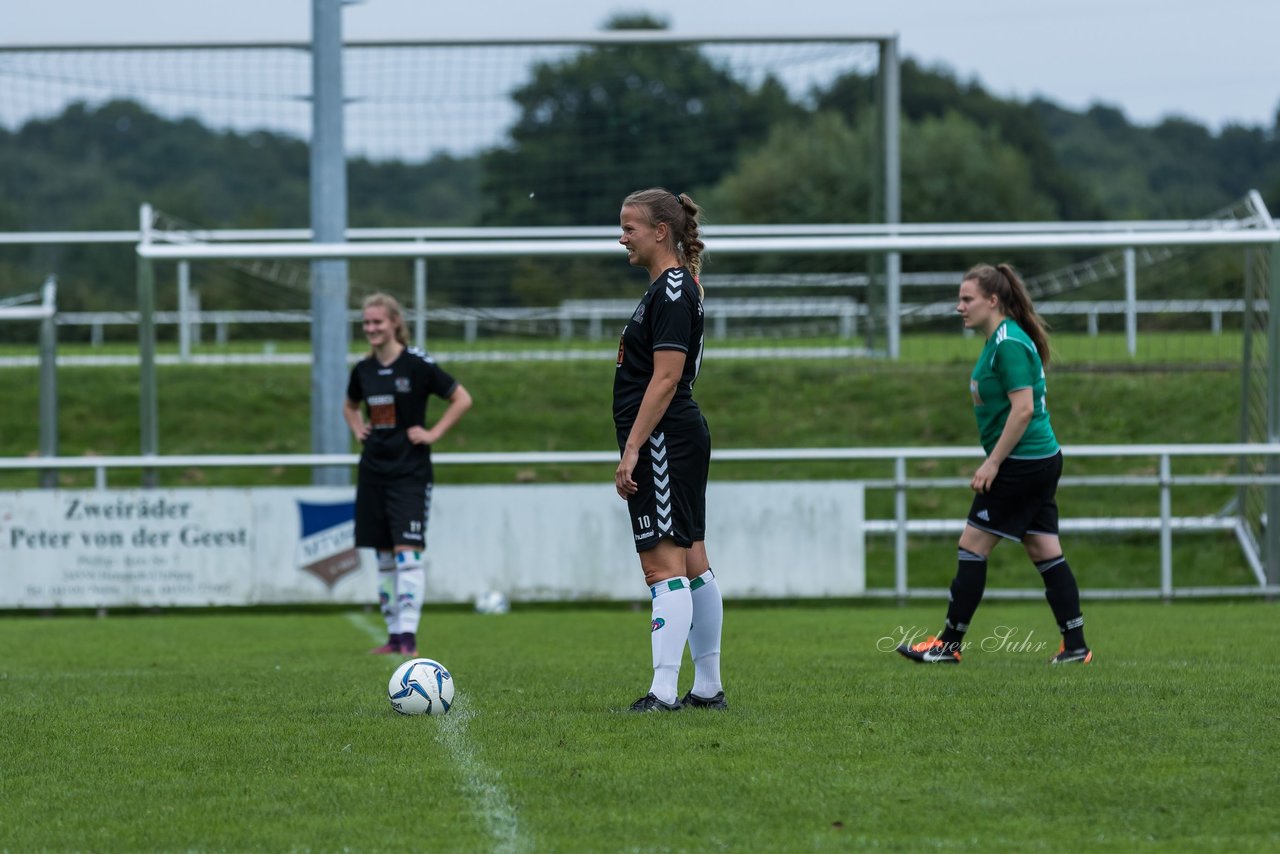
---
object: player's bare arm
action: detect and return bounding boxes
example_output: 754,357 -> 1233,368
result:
615,350 -> 682,498
410,383 -> 473,445
343,397 -> 370,442
972,387 -> 1033,493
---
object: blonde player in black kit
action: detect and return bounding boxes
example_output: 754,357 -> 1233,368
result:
615,188 -> 725,713
344,293 -> 472,658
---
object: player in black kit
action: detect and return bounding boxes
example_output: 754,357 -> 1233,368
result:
615,189 -> 725,712
343,293 -> 472,657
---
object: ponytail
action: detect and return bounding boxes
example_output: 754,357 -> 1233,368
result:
965,263 -> 1051,367
674,192 -> 706,287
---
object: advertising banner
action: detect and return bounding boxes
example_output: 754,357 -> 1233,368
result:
0,482 -> 864,608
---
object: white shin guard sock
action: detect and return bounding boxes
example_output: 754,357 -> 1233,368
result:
376,550 -> 398,636
688,568 -> 723,697
648,578 -> 693,704
395,550 -> 425,636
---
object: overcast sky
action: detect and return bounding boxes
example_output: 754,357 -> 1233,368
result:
5,0 -> 1279,131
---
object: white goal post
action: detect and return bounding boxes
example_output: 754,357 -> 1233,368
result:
132,214 -> 1280,588
0,277 -> 58,485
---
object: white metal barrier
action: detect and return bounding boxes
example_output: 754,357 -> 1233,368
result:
39,297 -> 1269,349
4,443 -> 1278,601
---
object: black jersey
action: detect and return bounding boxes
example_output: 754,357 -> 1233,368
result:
347,347 -> 458,482
613,265 -> 705,432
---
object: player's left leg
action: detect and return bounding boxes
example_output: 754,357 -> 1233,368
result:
1025,533 -> 1091,663
681,418 -> 723,707
1021,453 -> 1091,664
387,481 -> 432,657
684,542 -> 726,709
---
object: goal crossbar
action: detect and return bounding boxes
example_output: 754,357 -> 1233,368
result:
136,229 -> 1280,263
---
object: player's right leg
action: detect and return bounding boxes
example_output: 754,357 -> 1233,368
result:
355,480 -> 401,654
620,431 -> 693,712
897,524 -> 999,664
629,539 -> 691,712
370,549 -> 399,654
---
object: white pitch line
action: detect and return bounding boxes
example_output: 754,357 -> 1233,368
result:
436,706 -> 526,854
345,611 -> 527,853
345,610 -> 388,644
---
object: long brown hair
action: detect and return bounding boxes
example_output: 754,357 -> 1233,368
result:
621,188 -> 706,295
964,263 -> 1051,367
361,292 -> 409,355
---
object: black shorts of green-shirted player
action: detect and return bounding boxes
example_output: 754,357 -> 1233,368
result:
898,264 -> 1091,666
344,293 -> 472,658
615,189 -> 725,712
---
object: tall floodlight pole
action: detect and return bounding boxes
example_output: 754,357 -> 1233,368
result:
310,0 -> 351,486
879,35 -> 902,359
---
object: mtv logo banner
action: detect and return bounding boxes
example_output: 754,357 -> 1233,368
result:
0,482 -> 864,609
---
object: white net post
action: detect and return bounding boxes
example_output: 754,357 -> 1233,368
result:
37,276 -> 58,488
1266,242 -> 1280,586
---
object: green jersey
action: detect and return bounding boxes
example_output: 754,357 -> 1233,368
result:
969,318 -> 1059,458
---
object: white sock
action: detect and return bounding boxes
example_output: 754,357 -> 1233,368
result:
376,550 -> 398,636
648,577 -> 692,704
396,550 -> 425,635
688,568 -> 723,697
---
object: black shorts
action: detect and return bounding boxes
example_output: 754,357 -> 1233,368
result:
967,451 -> 1062,542
617,418 -> 710,553
354,478 -> 434,551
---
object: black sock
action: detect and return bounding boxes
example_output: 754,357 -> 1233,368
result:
399,632 -> 416,651
1038,556 -> 1087,649
939,548 -> 987,646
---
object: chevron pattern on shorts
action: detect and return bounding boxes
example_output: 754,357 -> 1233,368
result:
649,431 -> 672,533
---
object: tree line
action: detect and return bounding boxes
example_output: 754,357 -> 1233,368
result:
1,22 -> 1276,321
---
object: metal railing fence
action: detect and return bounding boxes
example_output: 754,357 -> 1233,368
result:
3,443 -> 1277,601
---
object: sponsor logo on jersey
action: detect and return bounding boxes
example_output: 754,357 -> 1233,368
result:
970,378 -> 983,406
367,394 -> 396,429
632,303 -> 646,322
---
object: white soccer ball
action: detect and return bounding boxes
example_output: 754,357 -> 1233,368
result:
474,590 -> 510,615
388,657 -> 454,716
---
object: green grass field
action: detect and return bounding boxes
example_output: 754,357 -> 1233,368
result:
0,328 -> 1249,360
2,334 -> 1275,850
2,602 -> 1277,852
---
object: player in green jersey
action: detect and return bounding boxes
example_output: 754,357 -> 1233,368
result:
898,263 -> 1092,665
